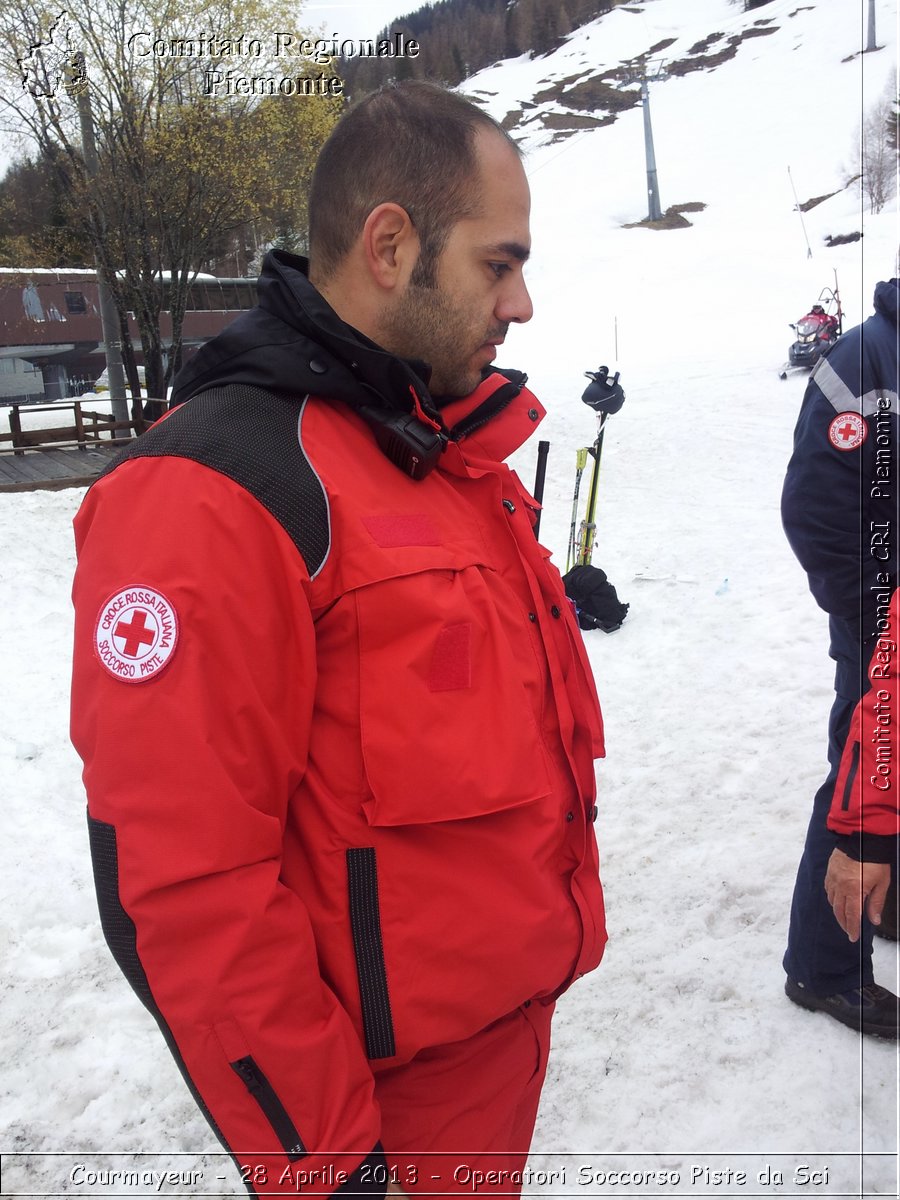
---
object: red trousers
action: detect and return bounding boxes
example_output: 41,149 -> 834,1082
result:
373,1000 -> 555,1197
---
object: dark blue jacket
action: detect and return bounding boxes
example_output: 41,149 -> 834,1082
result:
782,280 -> 899,694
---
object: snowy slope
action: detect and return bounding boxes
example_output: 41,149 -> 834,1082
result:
2,0 -> 899,1196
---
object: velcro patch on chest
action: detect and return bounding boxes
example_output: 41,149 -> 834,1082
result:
428,622 -> 472,692
362,514 -> 441,548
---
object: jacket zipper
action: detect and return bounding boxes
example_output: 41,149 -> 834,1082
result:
840,742 -> 860,812
448,377 -> 525,442
230,1055 -> 307,1161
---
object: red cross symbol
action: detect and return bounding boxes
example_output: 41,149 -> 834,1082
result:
114,609 -> 156,657
838,422 -> 857,442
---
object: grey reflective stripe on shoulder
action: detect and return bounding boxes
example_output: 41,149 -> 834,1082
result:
97,385 -> 332,580
814,356 -> 900,417
297,397 -> 332,580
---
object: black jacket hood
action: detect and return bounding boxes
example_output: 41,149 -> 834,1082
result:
170,250 -> 439,422
874,278 -> 900,328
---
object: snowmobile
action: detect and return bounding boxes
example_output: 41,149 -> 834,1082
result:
779,281 -> 843,379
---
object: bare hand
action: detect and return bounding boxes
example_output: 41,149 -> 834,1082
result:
824,849 -> 891,942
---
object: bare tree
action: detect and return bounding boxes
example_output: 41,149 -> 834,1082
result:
857,71 -> 898,216
0,0 -> 340,395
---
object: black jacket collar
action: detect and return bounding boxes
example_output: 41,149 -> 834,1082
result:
171,250 -> 440,425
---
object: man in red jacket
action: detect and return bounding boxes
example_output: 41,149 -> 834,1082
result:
825,589 -> 900,943
71,83 -> 607,1197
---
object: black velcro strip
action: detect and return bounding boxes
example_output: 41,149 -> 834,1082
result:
841,742 -> 860,812
86,813 -> 235,1165
346,848 -> 396,1059
87,814 -> 155,1010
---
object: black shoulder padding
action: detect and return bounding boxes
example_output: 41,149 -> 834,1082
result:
98,385 -> 331,579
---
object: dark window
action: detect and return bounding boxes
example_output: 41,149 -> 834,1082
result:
64,291 -> 87,314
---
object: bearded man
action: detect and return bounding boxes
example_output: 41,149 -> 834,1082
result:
71,82 -> 607,1197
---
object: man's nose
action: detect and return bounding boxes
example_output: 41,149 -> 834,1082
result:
498,274 -> 533,325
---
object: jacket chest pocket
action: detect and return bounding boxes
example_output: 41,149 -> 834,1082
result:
355,562 -> 553,826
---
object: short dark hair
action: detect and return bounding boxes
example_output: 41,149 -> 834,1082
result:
308,81 -> 520,286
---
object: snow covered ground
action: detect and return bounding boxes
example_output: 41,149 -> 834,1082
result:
2,0 -> 899,1196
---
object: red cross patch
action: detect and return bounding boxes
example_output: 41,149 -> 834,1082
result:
828,412 -> 867,451
94,586 -> 179,682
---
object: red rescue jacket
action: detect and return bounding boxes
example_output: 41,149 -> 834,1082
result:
71,372 -> 607,1193
828,587 -> 900,859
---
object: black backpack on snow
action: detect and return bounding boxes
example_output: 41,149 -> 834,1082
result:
563,565 -> 629,633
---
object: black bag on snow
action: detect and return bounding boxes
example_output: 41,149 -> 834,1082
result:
563,565 -> 629,633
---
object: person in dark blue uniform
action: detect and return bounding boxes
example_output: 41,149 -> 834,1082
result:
781,277 -> 899,1039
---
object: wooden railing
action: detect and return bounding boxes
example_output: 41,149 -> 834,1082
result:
0,399 -> 151,455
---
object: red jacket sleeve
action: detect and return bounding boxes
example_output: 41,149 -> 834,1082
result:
828,588 -> 900,862
71,456 -> 383,1195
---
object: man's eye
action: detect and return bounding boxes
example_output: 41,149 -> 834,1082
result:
488,262 -> 511,278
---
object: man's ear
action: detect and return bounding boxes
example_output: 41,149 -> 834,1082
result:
361,203 -> 420,290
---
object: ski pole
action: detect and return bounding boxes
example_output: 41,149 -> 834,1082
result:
834,268 -> 843,335
573,366 -> 626,567
576,416 -> 608,567
567,447 -> 589,572
532,440 -> 550,539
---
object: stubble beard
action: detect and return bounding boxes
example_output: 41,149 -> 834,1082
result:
381,281 -> 487,400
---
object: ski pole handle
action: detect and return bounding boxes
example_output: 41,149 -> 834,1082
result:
582,367 -> 625,415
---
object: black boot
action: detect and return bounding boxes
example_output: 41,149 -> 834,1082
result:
785,978 -> 899,1039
